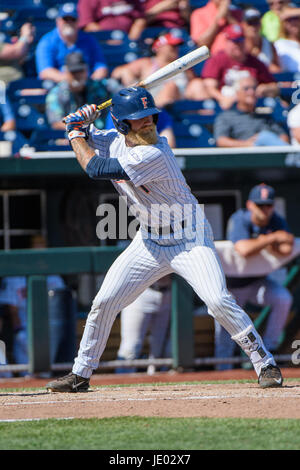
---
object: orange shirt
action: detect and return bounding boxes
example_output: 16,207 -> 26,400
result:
190,1 -> 243,55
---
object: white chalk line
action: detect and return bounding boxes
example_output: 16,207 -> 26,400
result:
0,417 -> 75,423
2,392 -> 300,407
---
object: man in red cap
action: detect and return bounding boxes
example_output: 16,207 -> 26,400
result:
111,31 -> 207,107
188,24 -> 279,109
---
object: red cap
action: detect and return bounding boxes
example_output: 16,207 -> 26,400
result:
224,24 -> 244,41
152,32 -> 184,52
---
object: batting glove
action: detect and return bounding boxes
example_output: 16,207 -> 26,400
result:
64,104 -> 100,141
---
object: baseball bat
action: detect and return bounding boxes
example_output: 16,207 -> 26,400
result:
96,45 -> 210,111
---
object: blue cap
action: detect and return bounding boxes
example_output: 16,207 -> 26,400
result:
57,3 -> 78,19
248,184 -> 275,205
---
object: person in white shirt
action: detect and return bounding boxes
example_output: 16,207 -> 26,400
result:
287,102 -> 300,144
274,8 -> 300,72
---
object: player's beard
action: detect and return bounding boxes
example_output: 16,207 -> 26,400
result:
126,123 -> 158,146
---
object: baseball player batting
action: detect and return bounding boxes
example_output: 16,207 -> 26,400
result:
46,87 -> 283,392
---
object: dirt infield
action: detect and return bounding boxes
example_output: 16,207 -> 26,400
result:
0,368 -> 300,421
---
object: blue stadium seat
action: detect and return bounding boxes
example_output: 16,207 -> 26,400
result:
13,102 -> 48,131
255,97 -> 289,129
0,130 -> 29,155
273,72 -> 300,82
100,41 -> 143,73
190,0 -> 208,9
29,128 -> 69,151
7,78 -> 50,105
140,27 -> 192,42
42,0 -> 78,4
1,6 -> 56,35
167,99 -> 222,123
89,30 -> 129,43
233,0 -> 269,14
172,119 -> 216,148
1,0 -> 43,10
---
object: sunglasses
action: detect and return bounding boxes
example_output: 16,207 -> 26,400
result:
268,0 -> 285,5
246,19 -> 261,26
62,16 -> 77,22
285,16 -> 300,22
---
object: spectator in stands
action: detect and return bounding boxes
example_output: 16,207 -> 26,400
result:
215,183 -> 294,369
142,0 -> 190,31
0,22 -> 35,85
214,75 -> 289,147
199,24 -> 279,110
111,31 -> 207,107
274,8 -> 300,73
243,8 -> 281,74
35,2 -> 108,84
0,98 -> 16,132
190,0 -> 243,55
287,102 -> 300,145
77,0 -> 146,40
261,0 -> 290,43
45,51 -> 109,130
0,235 -> 65,376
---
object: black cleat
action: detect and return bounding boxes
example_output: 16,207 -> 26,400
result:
46,372 -> 90,393
258,364 -> 283,388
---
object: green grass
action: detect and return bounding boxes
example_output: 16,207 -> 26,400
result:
0,416 -> 300,450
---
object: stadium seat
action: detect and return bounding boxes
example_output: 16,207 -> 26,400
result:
89,30 -> 129,43
1,6 -> 56,35
273,72 -> 300,82
233,0 -> 269,14
190,0 -> 208,9
13,103 -> 48,132
255,97 -> 289,129
172,119 -> 216,148
100,41 -> 144,73
7,78 -> 50,105
1,0 -> 43,11
140,27 -> 192,42
29,128 -> 69,151
0,130 -> 29,156
167,99 -> 222,120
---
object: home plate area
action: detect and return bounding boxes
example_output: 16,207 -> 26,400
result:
1,381 -> 300,421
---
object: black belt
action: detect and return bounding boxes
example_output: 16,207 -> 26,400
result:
146,220 -> 186,236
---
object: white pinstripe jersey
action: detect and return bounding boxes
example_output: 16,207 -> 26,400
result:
88,125 -> 212,242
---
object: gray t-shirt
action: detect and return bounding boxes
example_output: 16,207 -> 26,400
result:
214,108 -> 286,141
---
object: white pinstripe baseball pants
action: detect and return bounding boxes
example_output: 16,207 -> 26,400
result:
73,231 -> 275,378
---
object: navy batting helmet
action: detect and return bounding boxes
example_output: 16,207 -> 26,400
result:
110,87 -> 161,135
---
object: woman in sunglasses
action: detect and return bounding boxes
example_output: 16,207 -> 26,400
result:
243,8 -> 281,73
274,8 -> 300,72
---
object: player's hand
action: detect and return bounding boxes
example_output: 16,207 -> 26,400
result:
75,104 -> 100,127
64,104 -> 100,140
